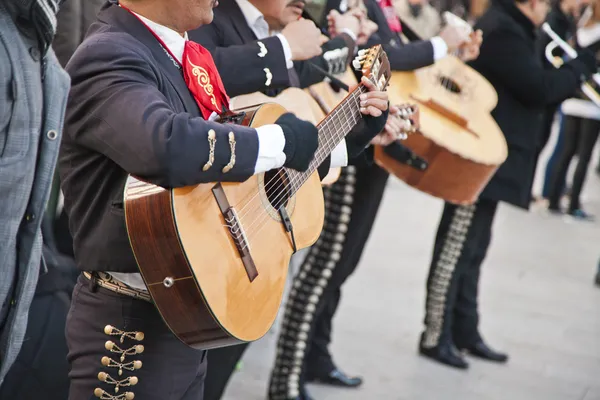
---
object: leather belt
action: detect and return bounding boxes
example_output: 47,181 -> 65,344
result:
83,272 -> 152,303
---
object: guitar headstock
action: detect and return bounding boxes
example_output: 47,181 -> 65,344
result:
394,104 -> 420,140
352,45 -> 392,91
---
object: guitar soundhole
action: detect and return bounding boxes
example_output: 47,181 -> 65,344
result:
438,76 -> 462,94
263,169 -> 292,210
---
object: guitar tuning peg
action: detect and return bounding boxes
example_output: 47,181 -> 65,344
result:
358,49 -> 368,57
352,58 -> 363,70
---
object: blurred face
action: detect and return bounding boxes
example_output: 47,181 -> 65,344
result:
281,0 -> 307,25
517,0 -> 550,26
186,0 -> 220,26
251,0 -> 306,30
121,0 -> 220,32
532,0 -> 551,25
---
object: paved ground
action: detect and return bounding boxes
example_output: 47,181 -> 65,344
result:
222,128 -> 600,400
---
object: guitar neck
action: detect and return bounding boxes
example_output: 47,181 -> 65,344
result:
287,84 -> 368,194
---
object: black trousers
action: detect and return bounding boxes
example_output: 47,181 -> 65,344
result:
538,107 -> 558,158
202,344 -> 248,400
548,115 -> 600,211
268,163 -> 389,399
421,199 -> 498,349
66,276 -> 207,400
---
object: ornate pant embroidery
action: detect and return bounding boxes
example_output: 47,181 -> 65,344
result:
422,203 -> 476,348
94,324 -> 145,399
268,167 -> 356,400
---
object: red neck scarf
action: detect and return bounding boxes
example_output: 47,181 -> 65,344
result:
121,4 -> 230,119
376,0 -> 402,33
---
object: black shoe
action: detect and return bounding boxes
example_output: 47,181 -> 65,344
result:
419,340 -> 469,370
459,340 -> 508,363
306,368 -> 363,388
568,209 -> 595,221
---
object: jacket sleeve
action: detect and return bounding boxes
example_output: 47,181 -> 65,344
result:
385,40 -> 435,71
365,34 -> 435,71
65,37 -> 260,189
472,28 -> 580,107
189,23 -> 291,97
296,33 -> 357,88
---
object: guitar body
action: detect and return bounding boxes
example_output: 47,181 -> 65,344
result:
378,56 -> 508,205
124,103 -> 325,349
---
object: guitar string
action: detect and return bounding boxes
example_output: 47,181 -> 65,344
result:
234,95 -> 363,250
224,87 -> 365,239
228,49 -> 386,220
227,50 -> 380,219
234,81 -> 405,251
227,85 -> 362,225
224,89 -> 362,242
235,93 -> 418,246
224,87 -> 364,236
227,77 -> 414,243
223,89 -> 363,247
224,54 -> 393,240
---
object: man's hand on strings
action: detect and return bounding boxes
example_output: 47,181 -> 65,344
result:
360,76 -> 389,117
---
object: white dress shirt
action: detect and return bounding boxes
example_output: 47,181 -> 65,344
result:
430,36 -> 449,61
235,0 -> 349,168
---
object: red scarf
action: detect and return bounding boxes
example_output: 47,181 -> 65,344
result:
376,0 -> 402,33
121,4 -> 230,120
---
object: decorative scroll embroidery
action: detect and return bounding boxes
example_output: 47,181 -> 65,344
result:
187,58 -> 218,109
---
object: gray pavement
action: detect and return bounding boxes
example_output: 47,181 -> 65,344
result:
222,131 -> 600,400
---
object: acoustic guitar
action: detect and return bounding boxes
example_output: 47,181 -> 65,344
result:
123,45 -> 393,349
376,16 -> 508,205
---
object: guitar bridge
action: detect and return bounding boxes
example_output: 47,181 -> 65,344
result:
212,183 -> 258,282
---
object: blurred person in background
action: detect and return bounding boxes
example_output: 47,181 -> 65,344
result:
534,0 -> 589,204
547,0 -> 600,221
0,0 -> 69,389
419,0 -> 596,371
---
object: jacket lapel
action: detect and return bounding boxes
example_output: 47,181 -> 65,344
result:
217,0 -> 259,43
97,1 -> 202,116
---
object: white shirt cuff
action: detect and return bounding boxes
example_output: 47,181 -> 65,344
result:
254,124 -> 287,174
430,36 -> 449,61
341,28 -> 357,42
276,33 -> 294,69
330,139 -> 348,168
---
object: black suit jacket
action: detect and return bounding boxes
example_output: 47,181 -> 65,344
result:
189,0 -> 356,97
59,1 -> 269,273
470,0 -> 583,208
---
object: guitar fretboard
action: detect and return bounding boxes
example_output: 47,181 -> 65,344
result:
286,84 -> 368,194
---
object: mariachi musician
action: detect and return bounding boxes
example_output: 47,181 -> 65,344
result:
419,0 -> 596,371
58,0 -> 389,399
267,1 -> 482,399
189,1 -> 395,399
